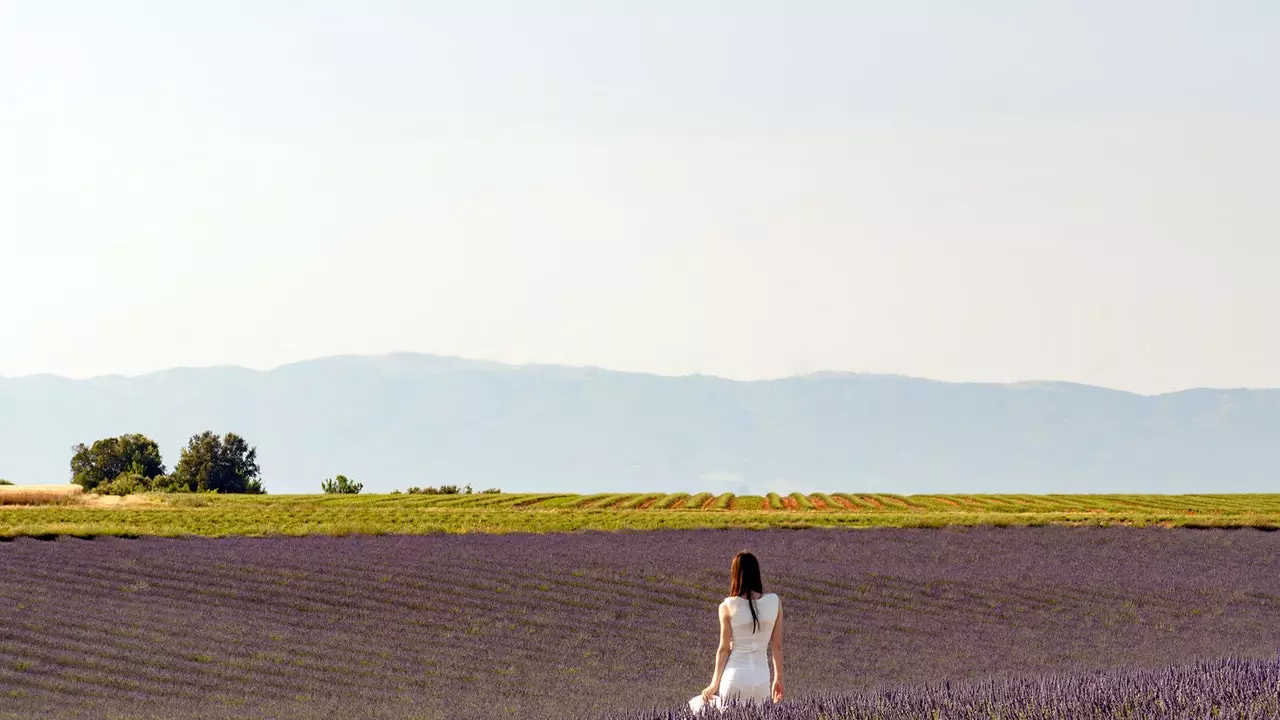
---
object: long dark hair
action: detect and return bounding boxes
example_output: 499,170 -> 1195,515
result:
729,551 -> 765,633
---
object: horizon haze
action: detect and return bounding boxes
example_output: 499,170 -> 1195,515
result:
2,352 -> 1278,496
3,352 -> 1278,396
2,2 -> 1279,395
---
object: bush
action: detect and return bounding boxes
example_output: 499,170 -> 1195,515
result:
95,473 -> 149,496
70,434 -> 166,492
150,474 -> 190,493
0,479 -> 13,486
321,475 -> 363,494
481,487 -> 502,494
405,484 -> 468,495
171,431 -> 265,494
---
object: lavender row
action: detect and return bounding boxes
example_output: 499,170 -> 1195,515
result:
610,656 -> 1280,720
3,527 -> 1280,719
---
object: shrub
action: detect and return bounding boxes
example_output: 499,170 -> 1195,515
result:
0,479 -> 13,486
95,473 -> 149,496
405,484 -> 464,495
150,474 -> 190,493
70,435 -> 166,492
481,487 -> 502,494
321,475 -> 363,494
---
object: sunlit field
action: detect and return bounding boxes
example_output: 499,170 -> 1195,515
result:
2,527 -> 1279,719
1,491 -> 1279,538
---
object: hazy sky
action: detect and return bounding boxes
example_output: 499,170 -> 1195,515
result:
2,1 -> 1277,394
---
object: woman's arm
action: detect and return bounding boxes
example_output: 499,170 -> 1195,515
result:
700,602 -> 733,700
769,601 -> 784,701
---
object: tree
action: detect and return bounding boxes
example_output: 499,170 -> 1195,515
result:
170,432 -> 265,494
70,434 -> 166,492
320,474 -> 363,494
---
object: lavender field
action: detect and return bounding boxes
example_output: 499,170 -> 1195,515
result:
3,527 -> 1279,719
615,656 -> 1280,720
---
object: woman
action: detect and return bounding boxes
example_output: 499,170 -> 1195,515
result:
690,551 -> 784,711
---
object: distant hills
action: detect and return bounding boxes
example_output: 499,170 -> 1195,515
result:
2,353 -> 1277,495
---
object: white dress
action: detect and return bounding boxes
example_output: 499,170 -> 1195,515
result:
689,593 -> 780,712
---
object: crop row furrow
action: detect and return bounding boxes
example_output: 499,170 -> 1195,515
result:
0,588 -> 600,692
0,568 -> 474,663
0,591 -> 443,684
0,632 -> 334,702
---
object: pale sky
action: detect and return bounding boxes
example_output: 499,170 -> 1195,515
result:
2,1 -> 1277,394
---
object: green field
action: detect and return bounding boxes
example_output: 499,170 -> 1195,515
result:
1,491 -> 1279,538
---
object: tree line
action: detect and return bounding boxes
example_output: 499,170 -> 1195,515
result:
70,432 -> 264,495
67,434 -> 503,496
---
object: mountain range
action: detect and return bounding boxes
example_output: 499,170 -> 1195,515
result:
1,353 -> 1277,495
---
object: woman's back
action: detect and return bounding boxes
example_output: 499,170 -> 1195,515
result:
692,551 -> 784,712
723,593 -> 780,655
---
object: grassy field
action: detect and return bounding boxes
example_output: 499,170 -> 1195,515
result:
1,490 -> 1279,538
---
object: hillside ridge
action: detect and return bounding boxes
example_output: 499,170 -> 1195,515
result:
2,353 -> 1278,494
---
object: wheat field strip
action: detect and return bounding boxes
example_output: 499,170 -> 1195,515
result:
114,492 -> 1280,513
3,493 -> 1280,539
